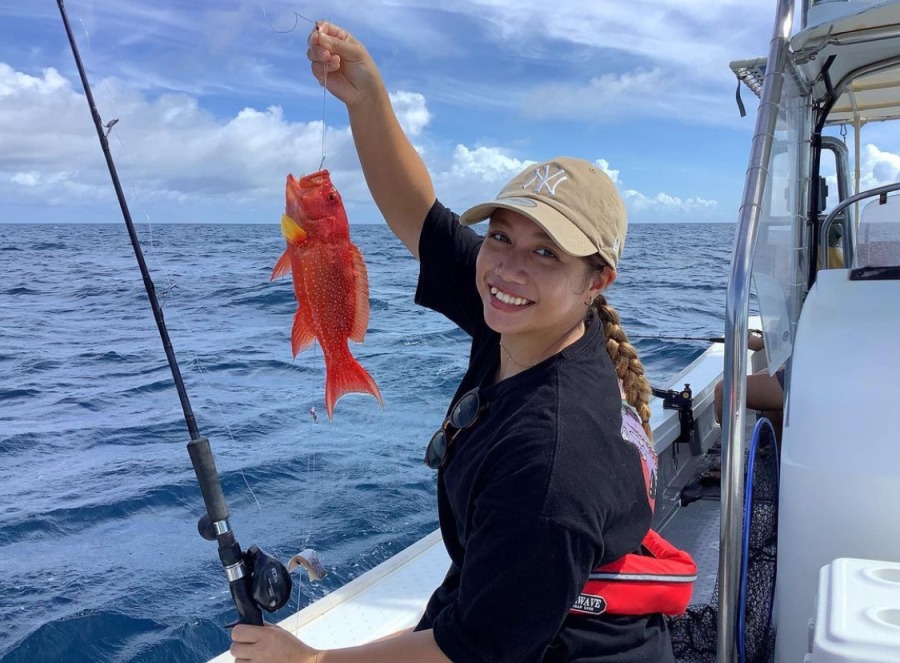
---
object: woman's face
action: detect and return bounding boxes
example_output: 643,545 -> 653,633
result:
475,208 -> 615,340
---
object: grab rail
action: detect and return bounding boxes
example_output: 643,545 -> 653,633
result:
720,0 -> 796,661
821,181 -> 900,268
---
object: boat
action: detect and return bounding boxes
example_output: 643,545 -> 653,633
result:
199,0 -> 897,660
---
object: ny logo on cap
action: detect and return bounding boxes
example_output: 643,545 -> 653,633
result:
524,165 -> 568,196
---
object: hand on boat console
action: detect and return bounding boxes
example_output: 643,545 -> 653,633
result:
231,623 -> 317,663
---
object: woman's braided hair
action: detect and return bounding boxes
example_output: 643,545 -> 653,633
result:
585,256 -> 653,440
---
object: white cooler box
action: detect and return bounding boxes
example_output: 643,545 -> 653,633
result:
805,558 -> 900,663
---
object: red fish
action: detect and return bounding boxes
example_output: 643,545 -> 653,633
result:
272,170 -> 382,420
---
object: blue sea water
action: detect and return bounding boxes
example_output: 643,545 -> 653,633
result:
0,222 -> 734,663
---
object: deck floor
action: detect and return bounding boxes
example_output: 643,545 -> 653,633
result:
659,415 -> 761,607
663,497 -> 720,605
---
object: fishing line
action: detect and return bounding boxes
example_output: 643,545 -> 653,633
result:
57,0 -> 277,627
262,8 -> 329,169
319,64 -> 329,170
260,7 -> 336,437
261,8 -> 317,34
71,13 -> 263,516
259,5 -> 337,590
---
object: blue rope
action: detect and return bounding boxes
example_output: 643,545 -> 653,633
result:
737,417 -> 779,663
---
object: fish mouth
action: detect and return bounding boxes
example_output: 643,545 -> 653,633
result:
286,175 -> 303,212
296,169 -> 331,191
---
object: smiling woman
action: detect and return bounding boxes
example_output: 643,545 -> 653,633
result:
227,20 -> 682,663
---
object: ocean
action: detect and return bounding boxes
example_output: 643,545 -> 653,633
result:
0,221 -> 734,662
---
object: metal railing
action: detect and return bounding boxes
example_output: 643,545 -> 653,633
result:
719,0 -> 796,660
821,181 -> 900,267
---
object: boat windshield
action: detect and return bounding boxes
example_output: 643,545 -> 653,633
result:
750,72 -> 809,374
855,193 -> 900,270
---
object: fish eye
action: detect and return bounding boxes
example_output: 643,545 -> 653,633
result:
327,191 -> 337,202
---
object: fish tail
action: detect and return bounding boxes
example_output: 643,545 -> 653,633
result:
323,344 -> 383,420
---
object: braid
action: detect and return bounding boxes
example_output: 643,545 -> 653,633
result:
593,293 -> 653,440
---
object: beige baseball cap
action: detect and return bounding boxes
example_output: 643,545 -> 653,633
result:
458,157 -> 627,268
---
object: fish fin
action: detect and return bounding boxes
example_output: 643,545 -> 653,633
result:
291,308 -> 316,357
322,344 -> 383,420
271,249 -> 292,280
281,214 -> 308,245
349,243 -> 370,344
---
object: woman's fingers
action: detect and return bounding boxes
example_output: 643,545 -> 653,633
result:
308,21 -> 365,66
231,624 -> 260,643
230,624 -> 317,663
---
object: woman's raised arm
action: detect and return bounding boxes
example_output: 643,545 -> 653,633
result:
308,22 -> 435,259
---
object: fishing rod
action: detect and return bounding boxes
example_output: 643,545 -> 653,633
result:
630,329 -> 764,343
631,334 -> 726,343
56,0 -> 297,626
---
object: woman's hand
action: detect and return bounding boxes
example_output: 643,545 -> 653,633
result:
230,623 -> 318,663
307,21 -> 384,108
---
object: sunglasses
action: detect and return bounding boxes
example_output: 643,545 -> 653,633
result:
424,388 -> 484,469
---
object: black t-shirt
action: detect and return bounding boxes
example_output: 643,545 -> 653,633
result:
413,201 -> 674,663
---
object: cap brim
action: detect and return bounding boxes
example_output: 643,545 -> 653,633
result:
459,198 -> 597,258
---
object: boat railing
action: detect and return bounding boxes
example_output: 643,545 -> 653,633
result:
720,0 -> 796,661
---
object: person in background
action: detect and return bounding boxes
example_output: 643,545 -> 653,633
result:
714,331 -> 784,446
230,21 -> 674,663
714,219 -> 844,449
826,222 -> 845,269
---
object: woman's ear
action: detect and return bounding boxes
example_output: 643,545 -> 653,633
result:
590,266 -> 617,299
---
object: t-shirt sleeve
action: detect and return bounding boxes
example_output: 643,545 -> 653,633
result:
415,199 -> 486,337
431,504 -> 597,663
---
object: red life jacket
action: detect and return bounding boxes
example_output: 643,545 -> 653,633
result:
570,529 -> 697,617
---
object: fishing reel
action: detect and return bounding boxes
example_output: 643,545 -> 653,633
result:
198,514 -> 328,615
243,544 -> 294,613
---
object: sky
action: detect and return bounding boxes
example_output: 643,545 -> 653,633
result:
3,1 -> 900,226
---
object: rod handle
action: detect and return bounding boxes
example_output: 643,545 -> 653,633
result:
187,437 -> 229,523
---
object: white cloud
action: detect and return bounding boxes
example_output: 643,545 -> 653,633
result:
452,0 -> 764,81
11,172 -> 39,186
623,189 -> 718,214
432,147 -> 715,222
860,143 -> 900,189
0,65 -> 93,165
448,145 -> 530,182
0,62 -> 361,218
389,91 -> 431,137
524,67 -> 737,126
595,159 -> 619,184
0,55 -> 721,224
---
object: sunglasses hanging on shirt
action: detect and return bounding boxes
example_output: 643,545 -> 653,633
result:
423,388 -> 485,469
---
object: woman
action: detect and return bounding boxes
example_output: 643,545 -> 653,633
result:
231,21 -> 672,663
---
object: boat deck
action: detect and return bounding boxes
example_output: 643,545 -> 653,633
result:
663,490 -> 721,605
